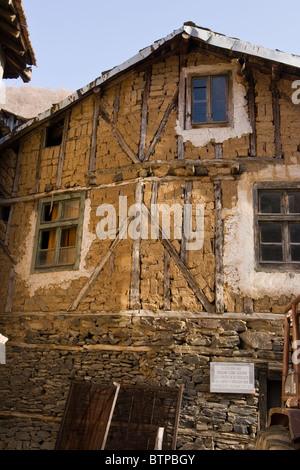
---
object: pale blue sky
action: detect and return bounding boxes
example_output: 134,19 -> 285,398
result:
8,0 -> 300,91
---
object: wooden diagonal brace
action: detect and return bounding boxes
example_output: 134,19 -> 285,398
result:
143,88 -> 179,162
98,107 -> 140,164
68,219 -> 129,311
146,202 -> 214,313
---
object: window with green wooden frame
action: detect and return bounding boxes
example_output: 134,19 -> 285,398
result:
32,193 -> 85,272
254,184 -> 300,270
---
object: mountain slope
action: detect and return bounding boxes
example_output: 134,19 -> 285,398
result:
3,86 -> 72,119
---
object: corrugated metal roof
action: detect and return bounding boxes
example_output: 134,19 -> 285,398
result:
1,22 -> 300,147
185,24 -> 300,69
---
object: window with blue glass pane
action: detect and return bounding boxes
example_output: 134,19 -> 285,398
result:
192,78 -> 207,123
212,77 -> 227,122
192,75 -> 227,124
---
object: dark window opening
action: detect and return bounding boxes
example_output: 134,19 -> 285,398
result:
45,119 -> 64,147
0,205 -> 11,222
267,379 -> 282,412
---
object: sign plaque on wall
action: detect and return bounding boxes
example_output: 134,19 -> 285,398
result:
0,334 -> 8,364
210,362 -> 255,394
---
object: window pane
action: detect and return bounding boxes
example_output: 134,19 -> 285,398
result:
37,249 -> 55,267
212,76 -> 227,122
290,224 -> 300,243
61,227 -> 77,247
42,203 -> 59,222
261,245 -> 283,261
259,192 -> 281,213
291,245 -> 300,261
192,78 -> 207,123
288,191 -> 300,213
260,223 -> 282,243
63,200 -> 80,220
40,229 -> 56,249
59,247 -> 76,265
45,119 -> 64,147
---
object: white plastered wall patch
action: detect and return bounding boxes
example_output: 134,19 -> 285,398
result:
175,61 -> 252,147
223,165 -> 300,300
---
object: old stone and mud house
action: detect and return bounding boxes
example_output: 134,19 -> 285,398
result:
1,22 -> 300,450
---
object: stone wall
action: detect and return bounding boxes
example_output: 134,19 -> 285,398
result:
0,311 -> 284,450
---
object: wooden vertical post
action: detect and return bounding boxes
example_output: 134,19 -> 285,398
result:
5,266 -> 16,313
139,67 -> 151,161
214,181 -> 224,313
56,111 -> 71,189
130,182 -> 143,310
11,140 -> 23,197
181,181 -> 192,265
89,91 -> 100,172
34,127 -> 46,194
247,70 -> 257,157
177,37 -> 188,160
163,250 -> 171,311
271,66 -> 282,159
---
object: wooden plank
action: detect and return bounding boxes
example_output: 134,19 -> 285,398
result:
130,183 -> 143,309
0,238 -> 15,262
5,266 -> 16,313
139,67 -> 151,161
271,67 -> 282,159
161,237 -> 214,313
177,36 -> 188,160
34,127 -> 46,194
88,94 -> 100,175
177,71 -> 186,160
56,382 -> 120,450
181,181 -> 192,265
11,140 -> 23,196
68,219 -> 129,311
163,249 -> 171,311
214,181 -> 224,313
101,382 -> 120,450
3,204 -> 13,247
56,112 -> 70,189
247,70 -> 257,157
3,310 -> 285,321
144,88 -> 179,161
154,427 -> 165,450
112,83 -> 121,124
98,107 -> 140,164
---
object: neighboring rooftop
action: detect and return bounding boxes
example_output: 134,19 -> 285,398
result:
0,0 -> 36,82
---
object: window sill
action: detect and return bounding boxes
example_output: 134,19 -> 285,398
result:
188,121 -> 230,129
255,262 -> 300,272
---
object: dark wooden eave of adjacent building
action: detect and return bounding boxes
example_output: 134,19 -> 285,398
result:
0,0 -> 36,82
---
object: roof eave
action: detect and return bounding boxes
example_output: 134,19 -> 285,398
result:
1,23 -> 300,149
